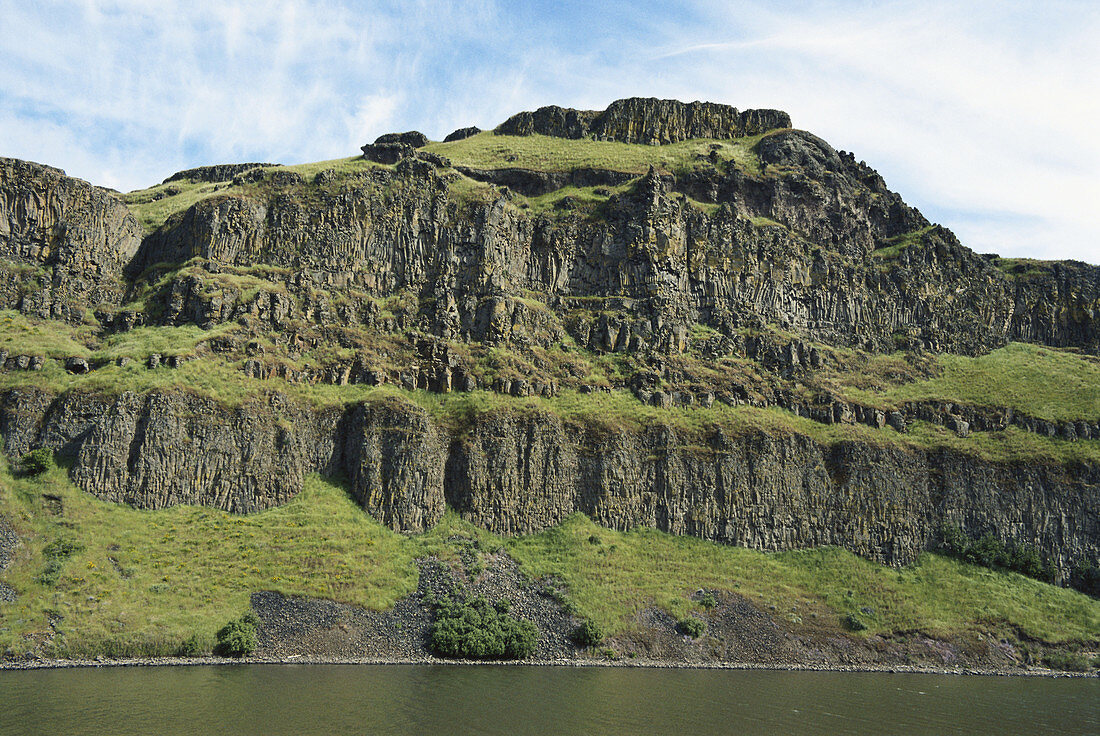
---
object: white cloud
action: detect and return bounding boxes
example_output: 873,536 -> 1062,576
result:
0,0 -> 1095,262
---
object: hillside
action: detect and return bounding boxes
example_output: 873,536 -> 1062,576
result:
0,97 -> 1097,669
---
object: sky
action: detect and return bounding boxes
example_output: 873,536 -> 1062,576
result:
1,0 -> 1097,263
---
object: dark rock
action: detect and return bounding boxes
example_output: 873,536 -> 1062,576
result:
373,131 -> 429,148
64,357 -> 89,374
361,142 -> 414,164
496,97 -> 791,144
231,167 -> 267,185
444,126 -> 481,142
164,163 -> 278,184
269,170 -> 303,187
887,411 -> 907,433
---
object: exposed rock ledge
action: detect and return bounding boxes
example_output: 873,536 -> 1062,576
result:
495,97 -> 791,144
1,387 -> 1096,581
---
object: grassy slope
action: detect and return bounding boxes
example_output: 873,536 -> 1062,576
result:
422,131 -> 766,176
820,343 -> 1100,423
3,309 -> 1100,466
121,131 -> 766,232
0,460 -> 1095,659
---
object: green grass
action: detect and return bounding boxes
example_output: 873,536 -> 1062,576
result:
873,225 -> 935,260
879,343 -> 1100,422
423,131 -> 767,176
2,460 -> 1095,658
506,514 -> 1099,643
0,311 -> 94,358
123,157 -> 382,233
0,461 -> 420,658
121,131 -> 770,232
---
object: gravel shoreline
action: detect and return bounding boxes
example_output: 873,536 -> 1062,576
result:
0,654 -> 1093,677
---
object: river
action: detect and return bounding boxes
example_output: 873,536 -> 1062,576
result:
0,664 -> 1095,735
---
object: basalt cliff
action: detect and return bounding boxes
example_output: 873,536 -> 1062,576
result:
1,97 -> 1097,582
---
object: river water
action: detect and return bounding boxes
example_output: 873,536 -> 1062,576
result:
0,664 -> 1095,735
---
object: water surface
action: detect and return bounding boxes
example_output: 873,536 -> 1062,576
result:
0,664 -> 1095,735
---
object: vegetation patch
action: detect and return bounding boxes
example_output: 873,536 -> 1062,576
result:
213,612 -> 259,658
423,132 -> 765,177
428,590 -> 537,660
937,525 -> 1055,584
18,449 -> 53,477
0,459 -> 1096,659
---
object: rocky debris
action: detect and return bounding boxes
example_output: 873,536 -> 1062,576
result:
2,388 -> 1095,579
444,126 -> 481,142
252,553 -> 579,662
496,97 -> 791,144
163,163 -> 279,184
0,516 -> 16,604
248,556 -> 1032,671
0,516 -> 17,571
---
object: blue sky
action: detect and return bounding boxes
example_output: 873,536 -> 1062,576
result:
1,0 -> 1097,262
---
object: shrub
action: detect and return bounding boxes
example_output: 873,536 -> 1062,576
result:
938,526 -> 1054,583
1043,650 -> 1089,672
572,618 -> 603,647
678,616 -> 706,638
177,634 -> 205,657
213,614 -> 258,658
698,591 -> 717,609
37,538 -> 83,586
1068,560 -> 1100,598
429,592 -> 537,660
19,448 -> 53,477
843,613 -> 867,632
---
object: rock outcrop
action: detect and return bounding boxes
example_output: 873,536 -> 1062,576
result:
0,157 -> 142,320
0,98 -> 1098,586
163,163 -> 279,184
496,97 -> 791,144
1,388 -> 1096,580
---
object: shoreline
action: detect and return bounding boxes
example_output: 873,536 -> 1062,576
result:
1,654 -> 1094,677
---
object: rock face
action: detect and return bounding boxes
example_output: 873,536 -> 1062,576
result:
0,98 -> 1098,584
1,389 -> 1096,580
124,140 -> 1099,355
444,126 -> 481,142
496,97 -> 792,144
163,163 -> 279,184
0,157 -> 142,320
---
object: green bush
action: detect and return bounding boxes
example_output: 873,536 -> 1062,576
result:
1068,560 -> 1099,598
572,618 -> 603,647
1043,650 -> 1089,672
938,526 -> 1055,583
176,634 -> 205,657
37,538 -> 84,586
429,592 -> 537,660
698,591 -> 717,609
843,613 -> 867,632
19,448 -> 53,477
678,616 -> 706,638
213,614 -> 258,658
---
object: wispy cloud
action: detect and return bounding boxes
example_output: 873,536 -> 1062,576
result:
0,0 -> 1095,262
